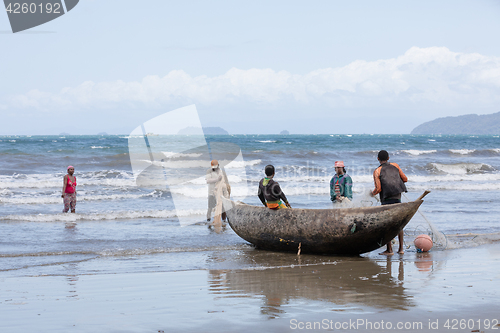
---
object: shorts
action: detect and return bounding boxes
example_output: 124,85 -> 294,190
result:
266,201 -> 287,209
381,198 -> 401,205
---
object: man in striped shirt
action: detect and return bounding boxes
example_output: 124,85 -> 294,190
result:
330,161 -> 353,204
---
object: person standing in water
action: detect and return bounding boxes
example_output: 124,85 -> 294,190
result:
370,150 -> 408,255
330,161 -> 353,204
62,166 -> 77,213
258,164 -> 291,209
205,159 -> 230,222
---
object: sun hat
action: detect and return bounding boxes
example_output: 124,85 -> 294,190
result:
334,161 -> 344,168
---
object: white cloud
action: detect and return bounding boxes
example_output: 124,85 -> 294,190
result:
7,47 -> 500,111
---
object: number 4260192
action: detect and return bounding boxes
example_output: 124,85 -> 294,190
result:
444,318 -> 499,330
5,2 -> 62,14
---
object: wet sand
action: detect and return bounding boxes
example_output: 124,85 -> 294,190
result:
1,243 -> 499,333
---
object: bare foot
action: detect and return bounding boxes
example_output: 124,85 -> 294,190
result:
398,250 -> 405,254
379,251 -> 394,255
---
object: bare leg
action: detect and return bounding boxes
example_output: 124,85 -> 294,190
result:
397,231 -> 405,254
380,241 -> 394,255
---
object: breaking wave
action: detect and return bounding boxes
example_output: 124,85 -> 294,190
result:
402,150 -> 437,156
449,149 -> 475,155
427,162 -> 495,175
0,209 -> 206,222
0,192 -> 156,205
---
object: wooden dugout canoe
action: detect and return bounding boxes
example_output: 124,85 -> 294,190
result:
222,196 -> 425,255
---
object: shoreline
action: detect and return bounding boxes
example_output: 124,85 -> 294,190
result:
1,242 -> 499,332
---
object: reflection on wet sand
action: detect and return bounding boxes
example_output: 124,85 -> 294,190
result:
208,250 -> 415,318
414,252 -> 434,272
66,263 -> 79,300
384,255 -> 405,281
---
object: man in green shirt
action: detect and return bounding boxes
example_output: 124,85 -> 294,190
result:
330,161 -> 353,203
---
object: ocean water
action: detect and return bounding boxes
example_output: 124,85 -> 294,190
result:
1,134 -> 500,277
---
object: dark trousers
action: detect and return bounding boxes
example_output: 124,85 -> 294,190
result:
381,199 -> 401,205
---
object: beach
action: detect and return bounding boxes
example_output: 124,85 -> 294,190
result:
1,242 -> 499,333
3,0 -> 500,330
1,134 -> 500,332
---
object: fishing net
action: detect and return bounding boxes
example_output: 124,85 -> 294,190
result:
332,191 -> 500,251
402,193 -> 500,250
334,191 -> 448,250
402,193 -> 448,250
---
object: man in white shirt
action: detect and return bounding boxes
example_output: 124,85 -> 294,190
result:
205,159 -> 229,222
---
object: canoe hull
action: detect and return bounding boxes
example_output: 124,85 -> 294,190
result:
224,199 -> 423,255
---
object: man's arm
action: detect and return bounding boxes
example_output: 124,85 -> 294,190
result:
257,182 -> 267,206
344,175 -> 353,199
371,167 -> 382,196
280,186 -> 291,208
274,182 -> 290,206
206,170 -> 222,184
391,163 -> 408,182
330,177 -> 336,201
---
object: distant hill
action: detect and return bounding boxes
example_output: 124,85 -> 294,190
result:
203,127 -> 229,135
178,127 -> 229,135
280,130 -> 290,135
411,112 -> 500,135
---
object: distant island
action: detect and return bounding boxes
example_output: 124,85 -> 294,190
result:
411,111 -> 500,135
280,130 -> 290,135
177,127 -> 229,135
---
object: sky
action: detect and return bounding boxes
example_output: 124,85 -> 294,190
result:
1,0 -> 500,135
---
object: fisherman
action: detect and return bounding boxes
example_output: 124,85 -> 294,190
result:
206,159 -> 230,222
370,150 -> 408,255
258,164 -> 291,209
330,161 -> 353,204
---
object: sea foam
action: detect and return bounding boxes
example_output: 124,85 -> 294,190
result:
0,209 -> 206,222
